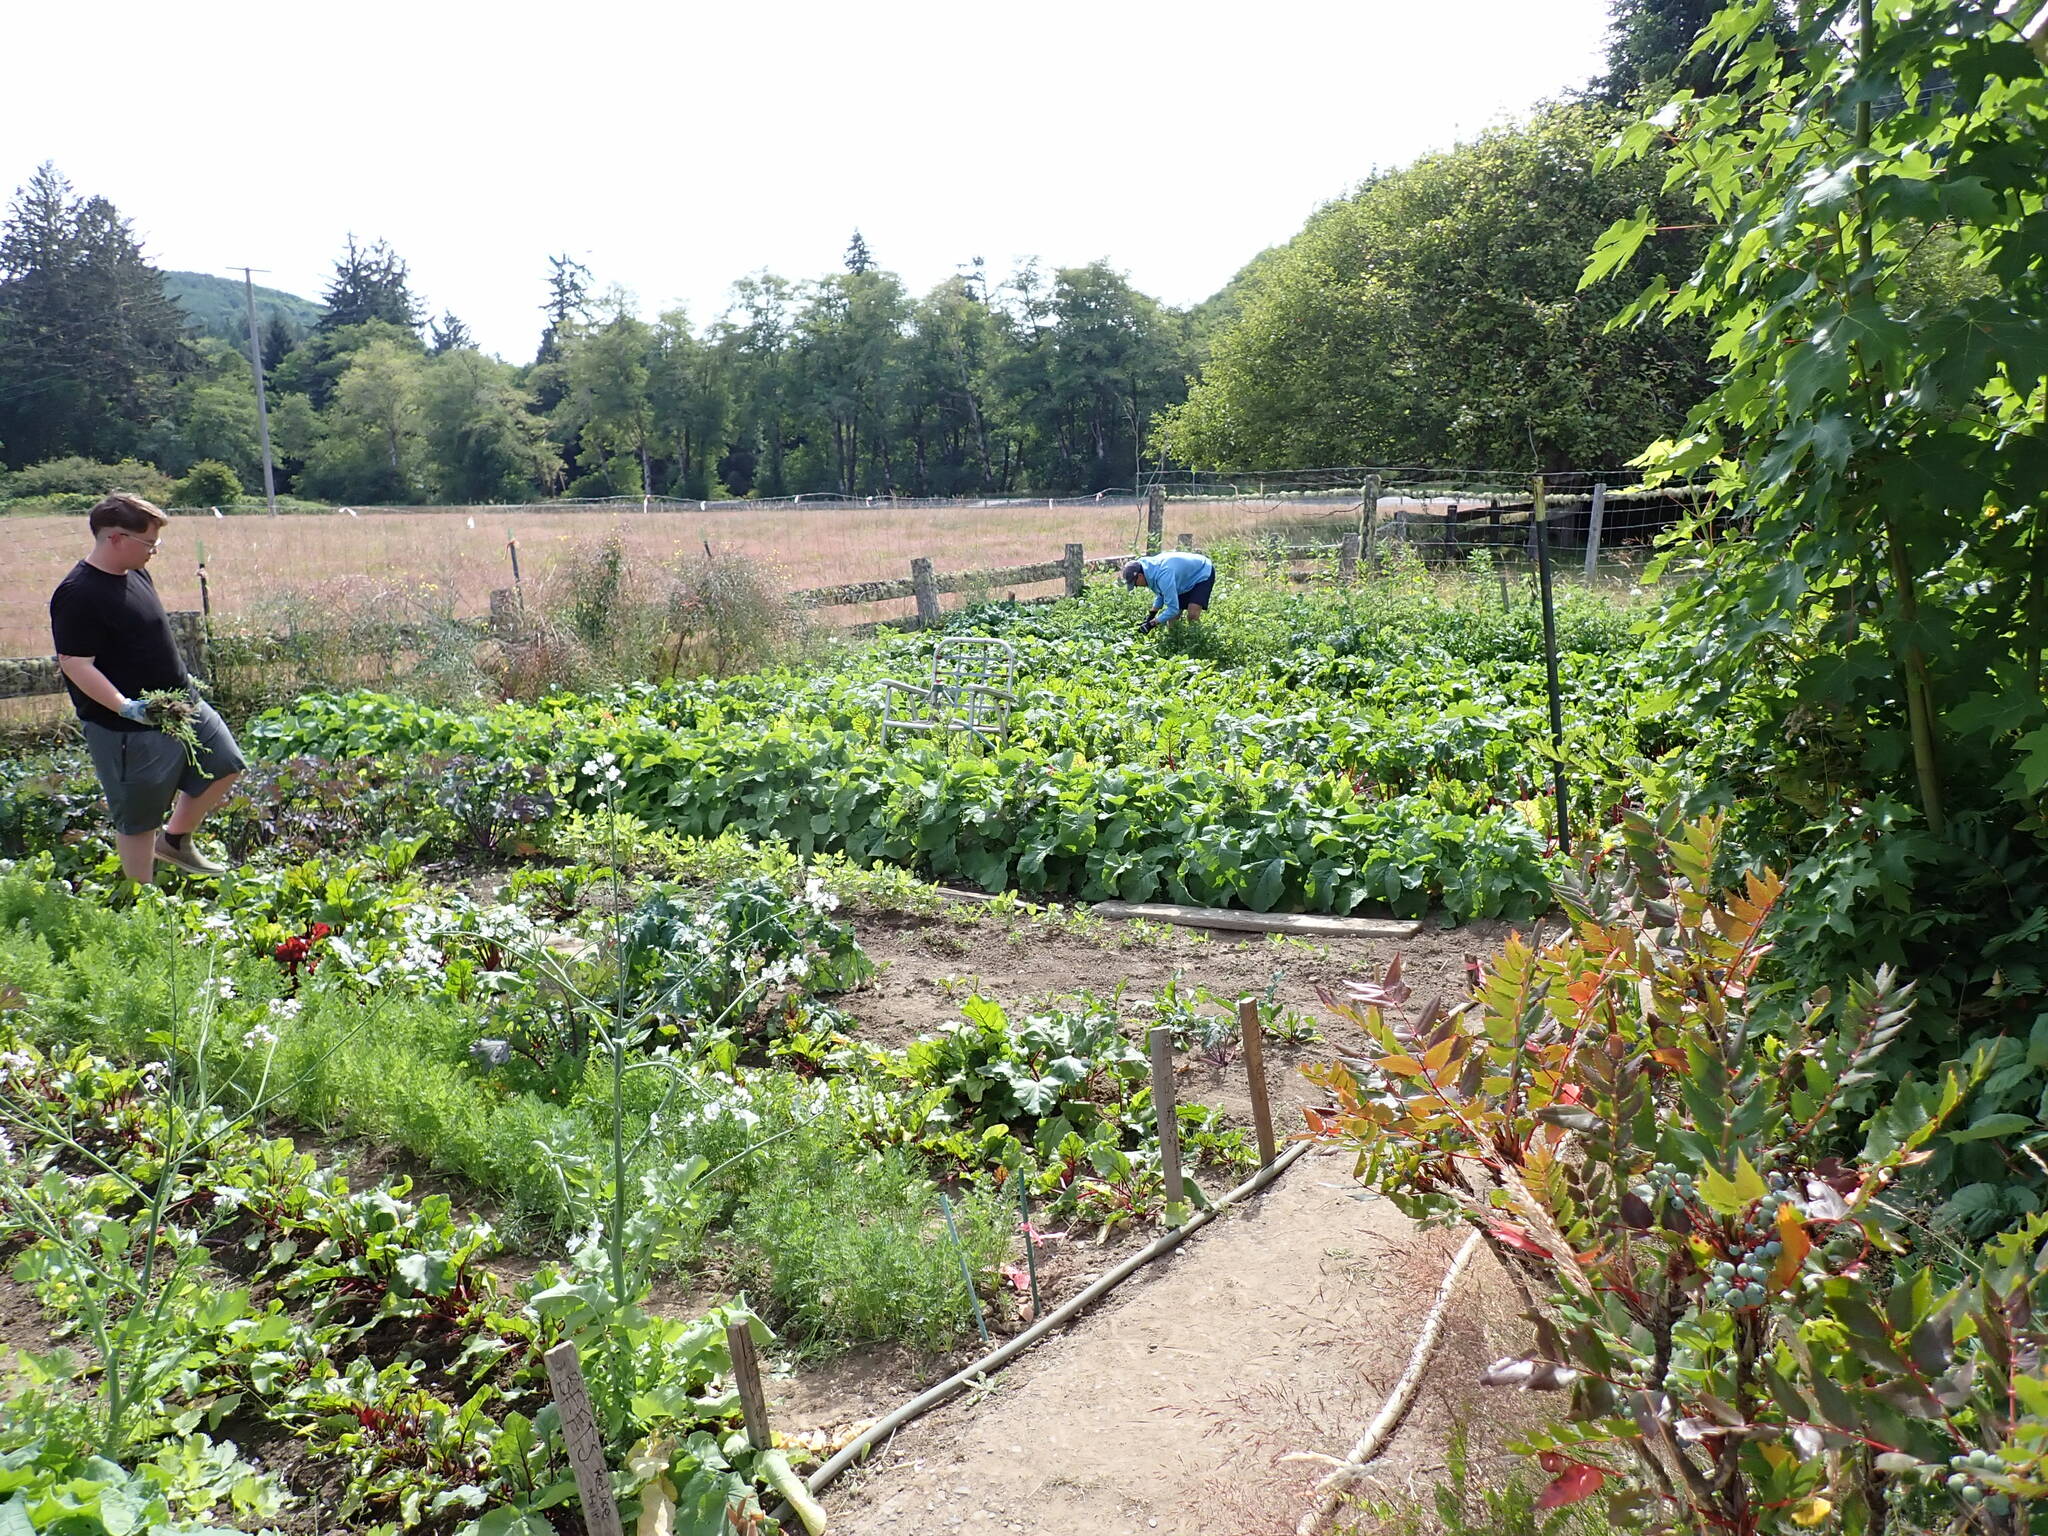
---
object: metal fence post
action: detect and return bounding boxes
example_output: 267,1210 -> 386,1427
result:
1360,474 -> 1381,565
1533,477 -> 1572,855
1583,482 -> 1608,579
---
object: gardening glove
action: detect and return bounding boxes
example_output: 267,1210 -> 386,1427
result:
118,699 -> 151,723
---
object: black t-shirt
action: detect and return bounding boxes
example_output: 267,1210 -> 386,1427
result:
49,562 -> 188,731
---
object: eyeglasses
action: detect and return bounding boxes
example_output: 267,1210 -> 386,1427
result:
116,530 -> 161,552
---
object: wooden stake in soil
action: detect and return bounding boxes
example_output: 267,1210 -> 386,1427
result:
1149,1026 -> 1186,1216
1236,998 -> 1279,1169
542,1342 -> 625,1536
725,1321 -> 773,1451
1019,1180 -> 1044,1317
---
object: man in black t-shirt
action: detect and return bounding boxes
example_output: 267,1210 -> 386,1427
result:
50,494 -> 245,884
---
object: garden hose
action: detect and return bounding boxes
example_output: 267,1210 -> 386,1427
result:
801,1139 -> 1315,1501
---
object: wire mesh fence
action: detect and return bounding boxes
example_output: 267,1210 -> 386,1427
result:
1142,465 -> 1713,579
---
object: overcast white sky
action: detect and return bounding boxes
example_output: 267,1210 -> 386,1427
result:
8,0 -> 1612,361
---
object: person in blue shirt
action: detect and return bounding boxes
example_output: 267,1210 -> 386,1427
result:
1122,551 -> 1216,632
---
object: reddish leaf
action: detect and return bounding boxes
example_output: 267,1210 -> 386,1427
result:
1486,1221 -> 1549,1258
1535,1461 -> 1609,1510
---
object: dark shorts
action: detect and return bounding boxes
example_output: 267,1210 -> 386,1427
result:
80,701 -> 245,835
1181,573 -> 1216,611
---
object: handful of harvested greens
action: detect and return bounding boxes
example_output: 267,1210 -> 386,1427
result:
140,688 -> 204,770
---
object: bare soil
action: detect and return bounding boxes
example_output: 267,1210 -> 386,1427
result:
0,1272 -> 61,1368
837,905 -> 1532,1135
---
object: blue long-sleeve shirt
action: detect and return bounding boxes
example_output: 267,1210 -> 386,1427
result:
1138,551 -> 1214,621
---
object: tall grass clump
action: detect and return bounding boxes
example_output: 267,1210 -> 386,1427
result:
500,534 -> 804,697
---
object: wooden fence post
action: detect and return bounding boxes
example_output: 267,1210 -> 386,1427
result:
543,1343 -> 625,1536
1176,532 -> 1192,551
167,611 -> 206,680
911,557 -> 939,628
1339,531 -> 1360,585
1145,487 -> 1166,555
490,587 -> 524,641
725,1321 -> 772,1451
1236,998 -> 1279,1169
1360,474 -> 1381,565
1148,1025 -> 1185,1215
1063,542 -> 1085,598
1583,482 -> 1608,578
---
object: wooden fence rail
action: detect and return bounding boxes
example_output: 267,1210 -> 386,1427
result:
0,540 -> 1365,704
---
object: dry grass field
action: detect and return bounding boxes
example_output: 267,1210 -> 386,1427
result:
1,499 -> 1348,657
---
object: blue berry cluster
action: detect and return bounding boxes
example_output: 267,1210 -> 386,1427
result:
1945,1450 -> 2011,1514
1633,1161 -> 1696,1206
1705,1243 -> 1782,1308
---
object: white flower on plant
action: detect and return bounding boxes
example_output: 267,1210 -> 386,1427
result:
598,752 -> 616,767
582,759 -> 601,777
141,1061 -> 170,1095
206,976 -> 238,1002
241,1023 -> 279,1051
0,1048 -> 33,1087
0,1129 -> 13,1166
268,997 -> 302,1021
803,876 -> 839,914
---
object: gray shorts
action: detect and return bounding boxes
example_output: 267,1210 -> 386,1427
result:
81,701 -> 246,835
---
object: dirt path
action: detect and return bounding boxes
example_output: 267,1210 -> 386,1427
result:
819,1148 -> 1536,1536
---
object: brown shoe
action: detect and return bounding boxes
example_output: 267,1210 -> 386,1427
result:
154,832 -> 227,876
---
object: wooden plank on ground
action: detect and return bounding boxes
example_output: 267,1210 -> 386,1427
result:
1090,901 -> 1421,939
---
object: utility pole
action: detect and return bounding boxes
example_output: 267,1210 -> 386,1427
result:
232,267 -> 280,517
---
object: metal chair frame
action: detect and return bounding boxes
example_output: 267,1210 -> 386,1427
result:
880,636 -> 1019,748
